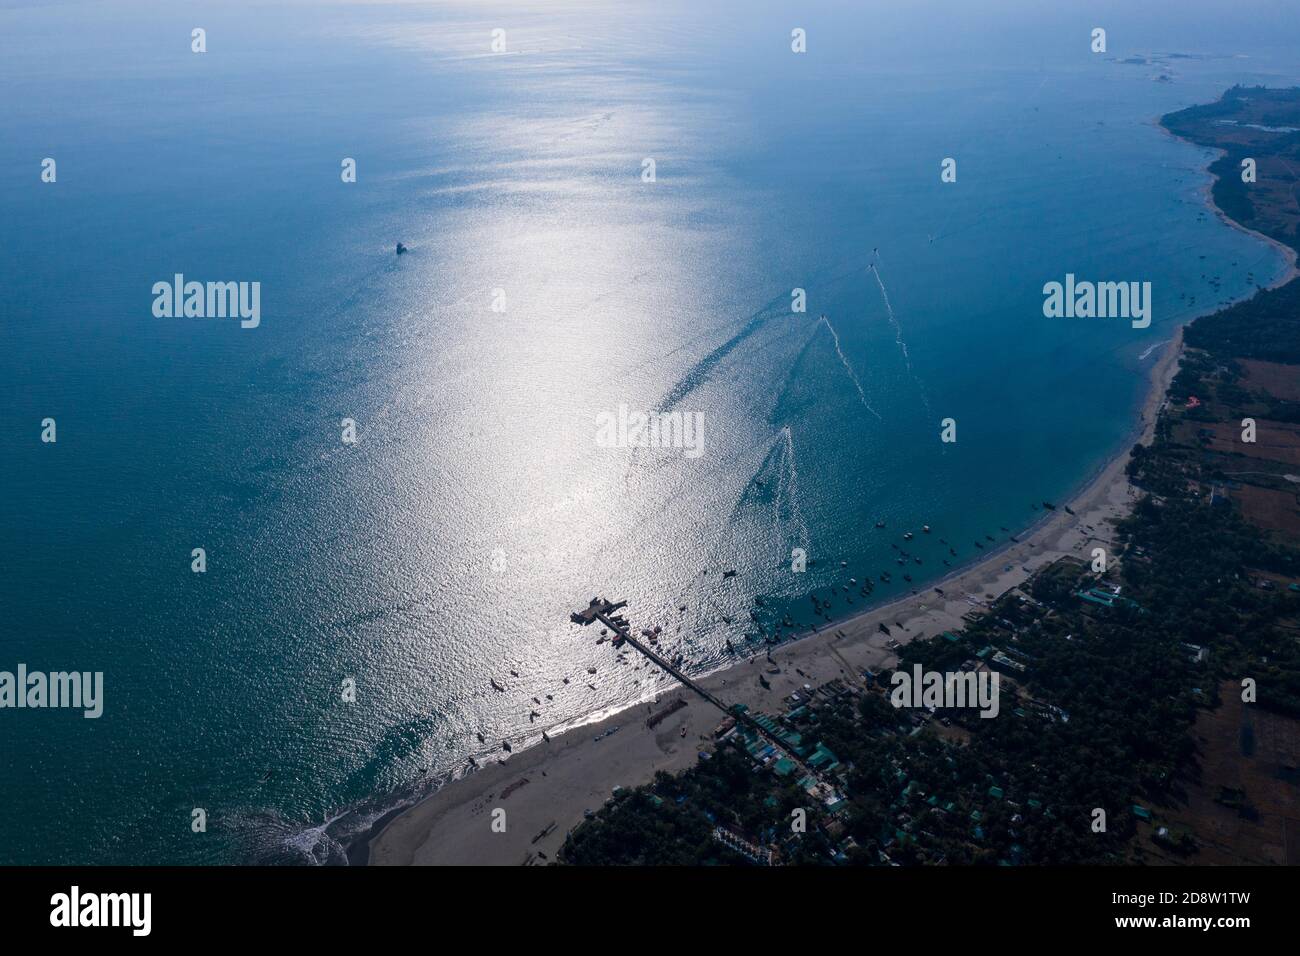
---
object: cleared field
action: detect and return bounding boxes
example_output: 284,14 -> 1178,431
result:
1235,483 -> 1300,537
1239,358 -> 1300,402
1148,681 -> 1300,865
1199,419 -> 1300,467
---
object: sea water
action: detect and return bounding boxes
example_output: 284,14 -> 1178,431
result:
2,0 -> 1297,863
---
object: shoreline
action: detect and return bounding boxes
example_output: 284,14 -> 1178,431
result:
365,325 -> 1183,865
1152,118 -> 1300,291
360,106 -> 1288,868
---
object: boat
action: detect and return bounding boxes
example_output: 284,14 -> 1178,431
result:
477,732 -> 485,743
542,731 -> 551,742
1042,501 -> 1056,510
875,520 -> 886,528
903,532 -> 914,541
722,569 -> 737,578
903,574 -> 912,582
396,242 -> 407,255
922,525 -> 931,533
490,679 -> 505,692
502,741 -> 512,752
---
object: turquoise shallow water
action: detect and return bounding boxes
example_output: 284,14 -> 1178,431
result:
2,0 -> 1299,863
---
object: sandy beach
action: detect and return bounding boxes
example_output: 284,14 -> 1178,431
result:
1153,118 -> 1300,291
365,323 -> 1186,865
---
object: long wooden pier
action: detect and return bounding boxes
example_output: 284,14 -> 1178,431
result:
569,597 -> 812,773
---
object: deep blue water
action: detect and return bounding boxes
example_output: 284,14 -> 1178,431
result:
3,0 -> 1299,863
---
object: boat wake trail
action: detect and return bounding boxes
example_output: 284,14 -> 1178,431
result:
870,263 -> 910,371
773,425 -> 811,546
818,315 -> 882,420
657,291 -> 789,412
870,261 -> 932,416
1138,339 -> 1168,361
